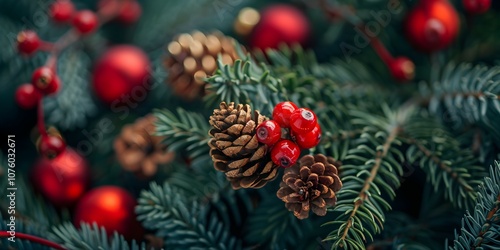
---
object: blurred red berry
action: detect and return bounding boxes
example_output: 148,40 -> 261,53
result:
17,30 -> 41,55
50,0 -> 75,23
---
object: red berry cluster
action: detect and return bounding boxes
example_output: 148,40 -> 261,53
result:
14,0 -> 142,159
256,102 -> 321,168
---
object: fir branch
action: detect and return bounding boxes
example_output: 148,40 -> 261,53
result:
402,111 -> 487,209
323,105 -> 408,249
448,161 -> 500,249
136,182 -> 240,249
428,63 -> 500,143
245,196 -> 313,249
154,107 -> 211,168
49,222 -> 143,250
204,54 -> 285,115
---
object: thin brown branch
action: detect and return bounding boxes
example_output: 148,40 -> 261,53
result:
472,193 -> 500,250
339,125 -> 402,244
406,137 -> 474,192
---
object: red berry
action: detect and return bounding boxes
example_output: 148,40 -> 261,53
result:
389,57 -> 415,82
31,67 -> 60,95
256,120 -> 281,146
17,30 -> 41,55
293,123 -> 321,149
15,84 -> 42,109
272,101 -> 298,128
463,0 -> 491,15
72,10 -> 98,35
50,0 -> 75,23
118,1 -> 142,24
271,139 -> 300,168
290,108 -> 317,134
38,135 -> 66,159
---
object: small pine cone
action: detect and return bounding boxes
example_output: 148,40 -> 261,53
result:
165,31 -> 242,101
208,102 -> 279,189
277,154 -> 342,219
114,115 -> 175,178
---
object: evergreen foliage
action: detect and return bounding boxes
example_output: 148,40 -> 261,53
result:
448,161 -> 500,250
2,0 -> 500,249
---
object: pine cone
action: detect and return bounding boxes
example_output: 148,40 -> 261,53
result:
208,102 -> 279,189
277,154 -> 342,219
114,115 -> 175,178
165,31 -> 241,101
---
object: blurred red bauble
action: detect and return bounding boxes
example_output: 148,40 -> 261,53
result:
250,4 -> 310,51
404,0 -> 460,52
389,57 -> 415,82
15,84 -> 42,109
463,0 -> 491,14
73,186 -> 143,240
50,0 -> 75,23
31,148 -> 90,207
98,0 -> 142,24
92,45 -> 150,104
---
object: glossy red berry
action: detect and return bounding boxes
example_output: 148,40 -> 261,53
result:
272,101 -> 298,128
38,135 -> 66,159
72,10 -> 98,35
271,139 -> 300,168
15,84 -> 42,109
31,67 -> 60,95
293,123 -> 321,149
50,0 -> 75,23
463,0 -> 491,15
290,108 -> 317,134
17,30 -> 41,55
256,120 -> 281,146
118,1 -> 142,24
389,57 -> 415,82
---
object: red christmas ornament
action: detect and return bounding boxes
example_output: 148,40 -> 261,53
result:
250,4 -> 310,51
31,148 -> 90,207
73,186 -> 143,240
72,10 -> 99,35
15,84 -> 42,109
463,0 -> 491,15
31,66 -> 61,95
389,57 -> 415,82
50,0 -> 75,23
404,0 -> 460,52
98,0 -> 142,24
92,45 -> 150,104
17,30 -> 41,55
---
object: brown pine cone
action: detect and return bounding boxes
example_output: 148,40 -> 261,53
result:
277,154 -> 342,219
165,31 -> 242,101
208,102 -> 279,189
114,115 -> 175,177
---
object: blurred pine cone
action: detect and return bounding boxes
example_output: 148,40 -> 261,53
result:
165,31 -> 241,101
208,102 -> 279,189
114,114 -> 174,177
277,154 -> 342,219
